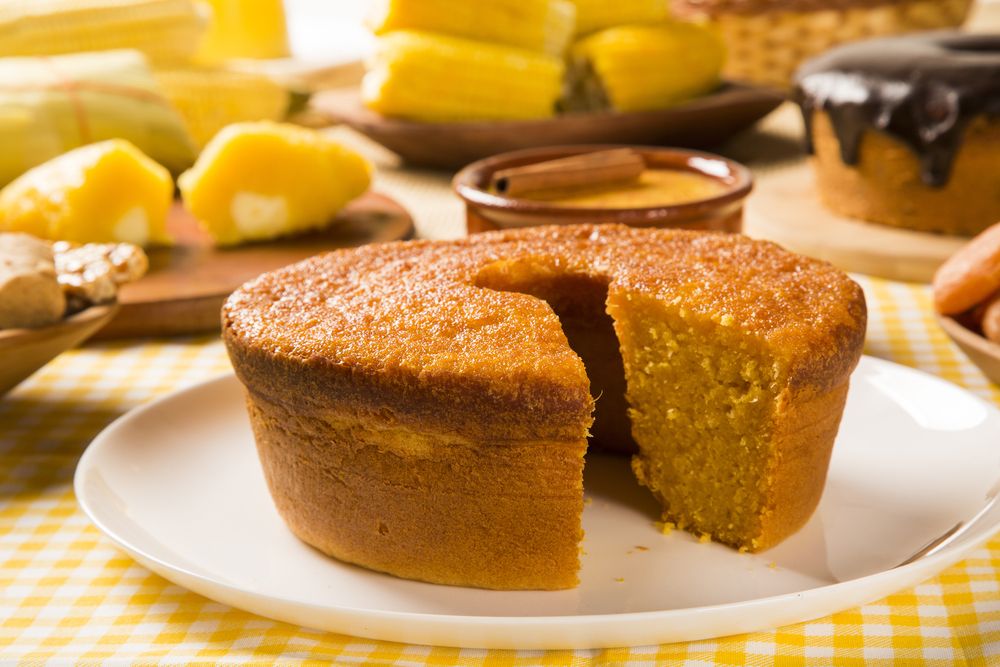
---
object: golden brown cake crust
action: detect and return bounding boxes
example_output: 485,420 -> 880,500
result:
225,225 -> 864,398
223,224 -> 866,589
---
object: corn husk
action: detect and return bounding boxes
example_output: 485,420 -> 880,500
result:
0,49 -> 196,186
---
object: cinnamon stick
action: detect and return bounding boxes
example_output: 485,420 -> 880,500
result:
490,148 -> 646,197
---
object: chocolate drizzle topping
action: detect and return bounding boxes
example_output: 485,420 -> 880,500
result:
794,32 -> 1000,187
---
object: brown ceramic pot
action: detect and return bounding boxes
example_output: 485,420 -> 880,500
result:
452,145 -> 753,235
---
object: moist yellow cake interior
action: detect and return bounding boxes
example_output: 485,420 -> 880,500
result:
611,293 -> 782,550
475,255 -> 784,551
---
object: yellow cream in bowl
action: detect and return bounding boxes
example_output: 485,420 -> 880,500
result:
526,169 -> 726,209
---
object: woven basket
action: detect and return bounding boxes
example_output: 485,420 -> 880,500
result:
676,0 -> 975,88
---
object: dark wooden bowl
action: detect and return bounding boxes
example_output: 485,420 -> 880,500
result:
938,314 -> 1000,386
452,145 -> 753,235
0,303 -> 118,396
311,84 -> 783,170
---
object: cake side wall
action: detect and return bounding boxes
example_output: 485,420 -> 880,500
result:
242,388 -> 588,591
753,379 -> 850,551
222,324 -> 593,444
810,112 -> 1000,236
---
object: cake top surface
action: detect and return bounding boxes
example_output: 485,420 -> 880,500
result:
223,225 -> 865,395
794,32 -> 1000,187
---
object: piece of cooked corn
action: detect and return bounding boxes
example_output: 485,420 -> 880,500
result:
569,0 -> 670,35
0,139 -> 173,246
0,50 -> 196,186
369,0 -> 575,55
155,68 -> 291,149
566,22 -> 725,112
363,31 -> 565,122
0,0 -> 207,65
178,122 -> 372,246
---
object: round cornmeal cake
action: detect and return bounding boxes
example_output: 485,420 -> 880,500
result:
223,224 -> 867,590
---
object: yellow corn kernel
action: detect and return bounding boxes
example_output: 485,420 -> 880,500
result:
363,30 -> 565,122
178,122 -> 372,246
0,139 -> 173,246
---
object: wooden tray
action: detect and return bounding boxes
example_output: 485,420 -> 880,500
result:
311,85 -> 784,170
0,303 -> 118,396
96,192 -> 413,339
743,163 -> 967,283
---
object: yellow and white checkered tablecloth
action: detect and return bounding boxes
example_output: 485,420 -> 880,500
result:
2,276 -> 1000,665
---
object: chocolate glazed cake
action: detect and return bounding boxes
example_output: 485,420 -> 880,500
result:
794,33 -> 1000,236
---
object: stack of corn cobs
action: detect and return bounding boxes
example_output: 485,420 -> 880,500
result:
363,0 -> 726,121
0,0 -> 290,188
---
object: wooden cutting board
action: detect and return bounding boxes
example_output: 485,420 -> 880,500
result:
743,163 -> 966,283
95,191 -> 414,339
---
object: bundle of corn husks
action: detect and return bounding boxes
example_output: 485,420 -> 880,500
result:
0,50 -> 196,186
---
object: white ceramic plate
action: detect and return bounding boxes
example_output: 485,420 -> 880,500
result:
75,357 -> 1000,649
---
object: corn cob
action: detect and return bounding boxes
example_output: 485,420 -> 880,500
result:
0,50 -> 196,186
0,139 -> 174,246
566,22 -> 725,112
569,0 -> 670,35
178,122 -> 372,246
369,0 -> 576,55
0,0 -> 207,65
155,68 -> 291,149
363,31 -> 565,122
